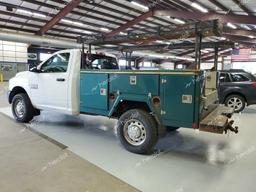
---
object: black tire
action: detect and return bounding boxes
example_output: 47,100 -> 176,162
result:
117,109 -> 158,154
225,94 -> 246,113
12,93 -> 35,123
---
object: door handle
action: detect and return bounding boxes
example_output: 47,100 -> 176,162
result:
56,78 -> 65,82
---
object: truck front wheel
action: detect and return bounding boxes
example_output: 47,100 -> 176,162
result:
117,109 -> 158,154
12,93 -> 35,123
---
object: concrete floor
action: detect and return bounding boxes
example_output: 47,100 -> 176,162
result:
1,82 -> 256,192
0,82 -> 138,192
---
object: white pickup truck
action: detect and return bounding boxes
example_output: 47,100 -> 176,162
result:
8,49 -> 118,122
8,49 -> 238,154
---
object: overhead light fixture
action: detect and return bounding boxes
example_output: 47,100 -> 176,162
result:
131,1 -> 149,10
83,30 -> 93,34
61,19 -> 73,24
219,37 -> 226,40
73,21 -> 83,26
227,22 -> 237,29
120,32 -> 127,35
17,9 -> 46,18
155,40 -> 164,44
201,50 -> 209,53
17,9 -> 32,15
241,24 -> 251,30
33,13 -> 46,18
173,18 -> 185,24
100,27 -> 109,32
191,2 -> 208,13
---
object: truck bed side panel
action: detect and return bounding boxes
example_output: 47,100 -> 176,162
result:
160,74 -> 197,127
80,73 -> 109,115
109,74 -> 159,96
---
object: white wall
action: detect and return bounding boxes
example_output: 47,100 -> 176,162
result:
232,62 -> 256,74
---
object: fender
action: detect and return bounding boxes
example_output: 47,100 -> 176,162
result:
108,94 -> 166,137
8,72 -> 32,104
108,94 -> 155,116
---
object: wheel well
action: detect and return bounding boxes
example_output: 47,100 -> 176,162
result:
224,92 -> 247,104
9,87 -> 27,104
112,100 -> 151,118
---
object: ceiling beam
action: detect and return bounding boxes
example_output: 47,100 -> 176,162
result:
0,10 -> 101,35
37,0 -> 82,35
202,49 -> 231,61
224,29 -> 256,37
53,0 -> 158,31
232,0 -> 253,15
177,49 -> 195,56
154,9 -> 256,25
97,41 -> 234,52
0,25 -> 75,39
105,10 -> 154,37
208,0 -> 231,12
92,20 -> 220,45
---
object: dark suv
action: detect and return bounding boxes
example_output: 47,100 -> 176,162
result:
218,69 -> 256,112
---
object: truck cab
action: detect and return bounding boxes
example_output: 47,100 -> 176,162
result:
8,49 -> 118,117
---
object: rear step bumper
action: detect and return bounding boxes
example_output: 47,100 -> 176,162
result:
199,105 -> 238,134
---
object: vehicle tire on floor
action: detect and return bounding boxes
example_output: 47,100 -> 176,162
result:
225,94 -> 246,113
117,109 -> 158,154
12,93 -> 35,123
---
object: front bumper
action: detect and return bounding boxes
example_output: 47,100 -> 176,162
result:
7,91 -> 11,104
199,105 -> 238,134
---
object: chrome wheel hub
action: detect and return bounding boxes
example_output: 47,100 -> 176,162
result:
124,119 -> 146,146
227,97 -> 242,111
15,100 -> 25,118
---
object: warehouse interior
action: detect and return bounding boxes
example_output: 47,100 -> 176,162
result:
0,0 -> 256,192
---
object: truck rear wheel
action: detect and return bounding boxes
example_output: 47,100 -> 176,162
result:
117,109 -> 157,154
12,93 -> 35,123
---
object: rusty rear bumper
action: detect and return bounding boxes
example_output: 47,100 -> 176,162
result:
199,105 -> 238,134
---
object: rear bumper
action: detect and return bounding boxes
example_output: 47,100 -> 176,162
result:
199,105 -> 238,134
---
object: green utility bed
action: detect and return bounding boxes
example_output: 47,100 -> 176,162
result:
80,70 -> 202,129
79,69 -> 238,154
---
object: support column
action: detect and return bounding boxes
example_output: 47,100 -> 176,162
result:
214,45 -> 219,70
195,23 -> 202,70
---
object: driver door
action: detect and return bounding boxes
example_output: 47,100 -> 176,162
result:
30,52 -> 70,111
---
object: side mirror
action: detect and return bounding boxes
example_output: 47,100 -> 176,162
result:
29,67 -> 41,73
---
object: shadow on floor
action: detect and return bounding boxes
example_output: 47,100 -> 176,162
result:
30,111 -> 236,166
154,130 -> 233,166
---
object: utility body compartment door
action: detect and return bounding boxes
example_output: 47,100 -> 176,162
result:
160,74 -> 196,127
80,73 -> 108,114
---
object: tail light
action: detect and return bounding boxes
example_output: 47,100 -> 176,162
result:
251,82 -> 256,87
192,123 -> 199,129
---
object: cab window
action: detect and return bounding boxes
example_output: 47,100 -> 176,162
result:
40,53 -> 70,73
83,54 -> 118,70
91,57 -> 118,69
